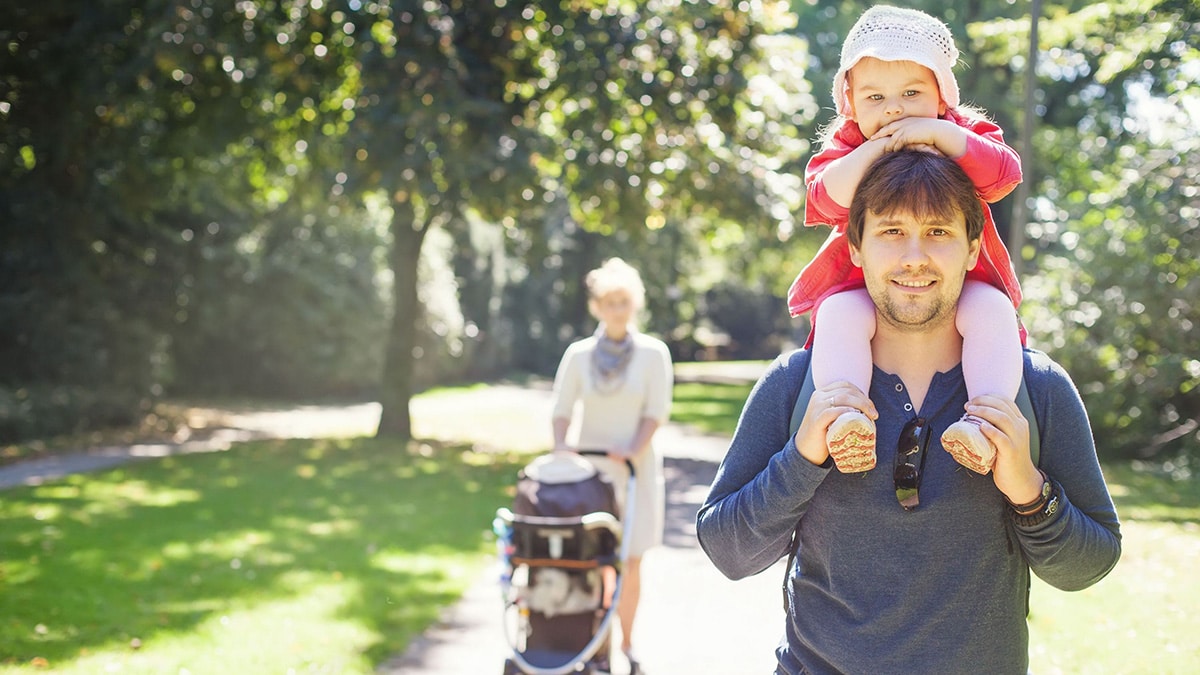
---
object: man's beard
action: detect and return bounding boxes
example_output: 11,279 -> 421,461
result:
870,286 -> 959,332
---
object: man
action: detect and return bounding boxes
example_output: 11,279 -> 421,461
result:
696,150 -> 1121,674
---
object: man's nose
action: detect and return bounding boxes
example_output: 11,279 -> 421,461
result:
900,237 -> 929,266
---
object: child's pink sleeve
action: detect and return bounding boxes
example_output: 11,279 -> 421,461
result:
803,136 -> 858,229
953,117 -> 1022,203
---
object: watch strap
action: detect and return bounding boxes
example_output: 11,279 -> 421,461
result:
1013,478 -> 1061,527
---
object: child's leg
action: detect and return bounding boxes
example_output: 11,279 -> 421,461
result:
955,280 -> 1022,402
943,280 -> 1022,475
811,288 -> 876,394
812,289 -> 877,473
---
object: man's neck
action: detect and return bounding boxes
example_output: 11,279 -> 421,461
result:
870,317 -> 963,414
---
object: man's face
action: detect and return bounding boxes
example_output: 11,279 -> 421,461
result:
849,206 -> 981,332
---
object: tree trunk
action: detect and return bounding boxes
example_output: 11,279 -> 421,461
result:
1009,0 -> 1041,279
377,200 -> 425,440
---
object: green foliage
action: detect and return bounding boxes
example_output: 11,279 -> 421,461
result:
981,0 -> 1200,462
3,0 -> 1198,458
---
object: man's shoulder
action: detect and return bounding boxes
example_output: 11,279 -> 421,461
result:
1022,347 -> 1083,405
1023,347 -> 1071,383
759,349 -> 814,395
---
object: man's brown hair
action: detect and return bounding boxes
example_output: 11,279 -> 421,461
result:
847,150 -> 985,248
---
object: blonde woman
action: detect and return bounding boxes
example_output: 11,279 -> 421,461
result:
551,257 -> 672,675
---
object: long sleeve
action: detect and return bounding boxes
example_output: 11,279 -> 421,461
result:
696,351 -> 832,579
802,129 -> 861,230
1014,352 -> 1122,590
551,342 -> 585,421
949,112 -> 1022,203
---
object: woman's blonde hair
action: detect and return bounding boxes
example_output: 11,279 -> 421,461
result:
586,257 -> 646,309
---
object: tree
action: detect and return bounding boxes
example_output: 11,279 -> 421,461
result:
971,0 -> 1199,461
327,1 -> 813,440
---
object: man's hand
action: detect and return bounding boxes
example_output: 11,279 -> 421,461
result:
794,382 -> 877,466
869,117 -> 967,158
965,395 -> 1043,505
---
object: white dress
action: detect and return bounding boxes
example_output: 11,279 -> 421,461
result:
551,330 -> 673,556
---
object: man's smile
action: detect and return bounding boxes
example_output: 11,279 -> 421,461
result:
891,277 -> 936,289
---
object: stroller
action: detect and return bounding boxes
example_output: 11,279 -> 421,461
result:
494,450 -> 636,675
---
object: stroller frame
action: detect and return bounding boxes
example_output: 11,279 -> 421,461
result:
496,453 -> 637,675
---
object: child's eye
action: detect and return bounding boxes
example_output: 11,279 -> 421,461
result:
867,93 -> 884,102
903,90 -> 921,97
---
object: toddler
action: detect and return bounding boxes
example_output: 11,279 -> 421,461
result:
789,5 -> 1025,474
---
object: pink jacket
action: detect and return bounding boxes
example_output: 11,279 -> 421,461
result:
787,109 -> 1023,337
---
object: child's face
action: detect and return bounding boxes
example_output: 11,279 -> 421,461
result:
846,57 -> 946,137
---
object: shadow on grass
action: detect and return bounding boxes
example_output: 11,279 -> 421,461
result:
0,437 -> 528,667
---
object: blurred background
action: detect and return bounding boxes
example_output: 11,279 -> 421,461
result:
1,0 -> 1196,467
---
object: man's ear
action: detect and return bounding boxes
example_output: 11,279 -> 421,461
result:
849,244 -> 864,268
966,238 -> 982,271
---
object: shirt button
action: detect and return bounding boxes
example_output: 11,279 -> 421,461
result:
904,403 -> 913,412
895,383 -> 904,392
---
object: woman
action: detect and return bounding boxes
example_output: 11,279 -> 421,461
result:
551,257 -> 673,675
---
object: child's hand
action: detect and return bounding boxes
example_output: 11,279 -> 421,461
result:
869,118 -> 967,158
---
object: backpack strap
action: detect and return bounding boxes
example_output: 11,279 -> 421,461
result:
780,360 -> 1041,611
1015,377 -> 1040,466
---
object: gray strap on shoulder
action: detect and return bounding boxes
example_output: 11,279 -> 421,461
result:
1015,377 -> 1040,466
788,365 -> 817,439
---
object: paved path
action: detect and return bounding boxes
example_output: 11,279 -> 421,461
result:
1,364 -> 790,674
380,421 -> 786,675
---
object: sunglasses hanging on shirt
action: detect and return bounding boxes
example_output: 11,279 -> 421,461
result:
893,416 -> 932,511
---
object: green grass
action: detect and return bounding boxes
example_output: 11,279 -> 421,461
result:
670,381 -> 755,436
0,437 -> 528,673
1028,461 -> 1200,674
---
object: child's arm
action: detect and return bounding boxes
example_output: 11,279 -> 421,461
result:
869,117 -> 968,158
806,137 -> 893,217
872,116 -> 1021,202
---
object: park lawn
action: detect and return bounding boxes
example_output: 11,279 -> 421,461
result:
0,436 -> 530,674
1027,460 -> 1200,674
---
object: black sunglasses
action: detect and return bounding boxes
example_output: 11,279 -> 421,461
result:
893,416 -> 932,511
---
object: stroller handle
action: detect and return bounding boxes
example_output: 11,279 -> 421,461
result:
575,449 -> 635,477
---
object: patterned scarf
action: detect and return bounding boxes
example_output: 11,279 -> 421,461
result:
591,326 -> 635,394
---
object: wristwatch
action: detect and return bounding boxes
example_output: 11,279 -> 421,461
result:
1012,475 -> 1061,527
1007,470 -> 1051,513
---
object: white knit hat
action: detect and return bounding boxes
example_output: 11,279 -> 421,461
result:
832,5 -> 960,116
